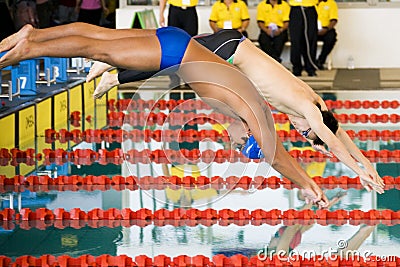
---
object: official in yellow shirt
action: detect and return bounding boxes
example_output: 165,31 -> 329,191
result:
209,0 -> 250,37
257,0 -> 290,63
316,0 -> 338,70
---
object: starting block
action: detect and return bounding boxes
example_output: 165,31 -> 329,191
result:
0,66 -> 18,101
13,56 -> 68,96
36,56 -> 68,85
1,52 -> 68,99
11,58 -> 38,96
44,57 -> 68,83
0,52 -> 20,100
69,58 -> 92,74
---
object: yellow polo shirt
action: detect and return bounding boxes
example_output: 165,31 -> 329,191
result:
209,0 -> 250,30
288,0 -> 318,7
317,0 -> 338,27
257,0 -> 290,28
168,0 -> 198,7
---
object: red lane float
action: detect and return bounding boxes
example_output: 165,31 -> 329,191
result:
43,129 -> 400,145
1,207 -> 400,230
3,253 -> 399,267
106,111 -> 400,128
2,147 -> 400,166
1,175 -> 400,193
107,98 -> 400,112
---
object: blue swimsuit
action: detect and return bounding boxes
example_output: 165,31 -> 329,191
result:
156,26 -> 191,70
156,28 -> 263,159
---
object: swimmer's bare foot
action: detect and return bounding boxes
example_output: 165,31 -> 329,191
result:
86,61 -> 113,83
93,71 -> 119,99
0,24 -> 34,53
0,39 -> 31,69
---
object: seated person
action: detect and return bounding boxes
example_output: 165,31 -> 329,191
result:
209,0 -> 250,37
256,0 -> 290,63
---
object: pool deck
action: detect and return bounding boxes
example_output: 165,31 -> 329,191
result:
118,68 -> 400,93
301,68 -> 400,91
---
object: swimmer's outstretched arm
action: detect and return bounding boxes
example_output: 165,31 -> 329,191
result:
0,23 -> 157,53
273,135 -> 329,208
301,104 -> 384,194
335,127 -> 384,187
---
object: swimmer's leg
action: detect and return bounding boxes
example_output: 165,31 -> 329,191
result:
87,60 -> 161,84
0,24 -> 34,53
0,22 -> 157,53
38,22 -> 157,41
118,69 -> 160,84
0,35 -> 162,71
93,69 -> 162,99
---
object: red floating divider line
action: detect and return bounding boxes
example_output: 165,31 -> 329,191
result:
42,128 -> 400,145
1,252 -> 400,267
105,111 -> 400,128
1,175 -> 399,193
1,208 -> 400,230
2,147 -> 400,167
107,98 -> 400,112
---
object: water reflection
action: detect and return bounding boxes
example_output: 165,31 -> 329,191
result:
1,91 -> 400,260
1,185 -> 399,259
0,226 -> 121,259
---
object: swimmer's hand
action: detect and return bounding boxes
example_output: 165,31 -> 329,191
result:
359,172 -> 385,194
301,184 -> 329,209
312,144 -> 333,157
364,164 -> 385,189
159,15 -> 166,27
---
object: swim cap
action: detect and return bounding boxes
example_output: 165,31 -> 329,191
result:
242,135 -> 264,159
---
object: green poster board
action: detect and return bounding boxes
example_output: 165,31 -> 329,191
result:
131,9 -> 158,29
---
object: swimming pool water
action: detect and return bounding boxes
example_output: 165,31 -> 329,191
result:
0,89 -> 399,261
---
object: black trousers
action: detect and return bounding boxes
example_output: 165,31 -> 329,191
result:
167,5 -> 199,155
0,3 -> 16,41
77,8 -> 102,26
36,1 -> 51,28
317,28 -> 337,64
258,30 -> 288,63
168,5 -> 198,37
289,6 -> 318,74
